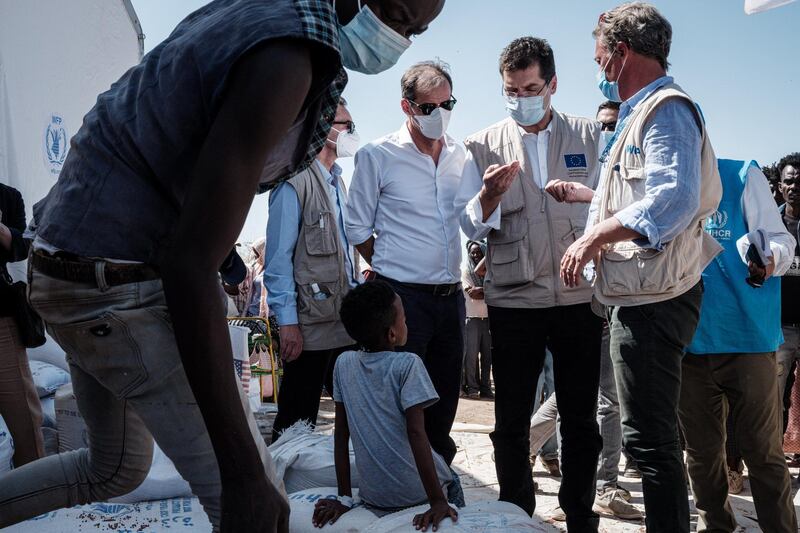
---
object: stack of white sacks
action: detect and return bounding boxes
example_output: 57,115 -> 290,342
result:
2,329 -> 539,532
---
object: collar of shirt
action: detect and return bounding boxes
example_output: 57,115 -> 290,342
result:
618,75 -> 674,124
397,121 -> 458,157
314,159 -> 341,187
515,117 -> 553,140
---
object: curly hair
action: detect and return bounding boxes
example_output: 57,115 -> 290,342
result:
498,37 -> 555,81
593,2 -> 672,70
778,152 -> 800,177
339,280 -> 398,350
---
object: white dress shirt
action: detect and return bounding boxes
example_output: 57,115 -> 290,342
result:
737,165 -> 796,275
346,123 -> 466,284
455,122 -> 552,241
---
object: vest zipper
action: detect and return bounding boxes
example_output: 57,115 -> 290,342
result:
542,190 -> 561,306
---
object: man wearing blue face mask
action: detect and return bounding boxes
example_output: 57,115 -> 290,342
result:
0,1 -> 444,532
554,3 -> 723,532
454,37 -> 603,528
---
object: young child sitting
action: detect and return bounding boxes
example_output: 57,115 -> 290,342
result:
313,280 -> 459,531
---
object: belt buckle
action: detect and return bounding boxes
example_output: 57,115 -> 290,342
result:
433,284 -> 452,297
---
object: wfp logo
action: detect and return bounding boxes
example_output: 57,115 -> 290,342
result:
706,210 -> 731,240
89,503 -> 134,518
44,114 -> 68,175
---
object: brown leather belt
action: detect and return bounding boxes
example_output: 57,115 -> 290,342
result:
31,250 -> 160,287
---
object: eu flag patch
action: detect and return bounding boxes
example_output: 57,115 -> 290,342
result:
565,154 -> 587,168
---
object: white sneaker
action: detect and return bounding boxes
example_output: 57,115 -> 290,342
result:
549,506 -> 566,521
593,488 -> 643,520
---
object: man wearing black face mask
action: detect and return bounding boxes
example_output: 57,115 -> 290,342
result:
347,60 -> 467,466
2,1 -> 445,531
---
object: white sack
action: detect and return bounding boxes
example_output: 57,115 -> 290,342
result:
2,498 -> 210,532
288,487 -> 378,533
269,423 -> 359,493
365,500 -> 544,532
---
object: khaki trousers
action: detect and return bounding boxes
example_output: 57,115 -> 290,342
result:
679,352 -> 797,533
0,316 -> 44,467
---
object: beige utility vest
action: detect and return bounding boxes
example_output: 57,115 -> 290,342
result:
465,112 -> 601,308
594,83 -> 722,306
286,163 -> 354,350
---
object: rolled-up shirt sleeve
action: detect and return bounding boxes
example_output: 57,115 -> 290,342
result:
264,183 -> 302,326
345,147 -> 380,246
455,152 -> 501,241
738,165 -> 797,276
614,99 -> 702,250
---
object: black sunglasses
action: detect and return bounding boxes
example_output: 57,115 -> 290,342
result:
406,96 -> 457,116
600,121 -> 617,132
332,120 -> 356,134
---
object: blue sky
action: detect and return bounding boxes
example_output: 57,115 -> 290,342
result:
131,0 -> 800,241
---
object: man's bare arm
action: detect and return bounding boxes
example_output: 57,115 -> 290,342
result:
159,40 -> 314,533
355,237 -> 375,265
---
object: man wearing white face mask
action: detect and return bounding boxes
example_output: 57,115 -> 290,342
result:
346,61 -> 467,466
266,99 -> 361,442
454,37 -> 603,528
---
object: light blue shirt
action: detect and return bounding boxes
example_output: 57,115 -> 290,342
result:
593,76 -> 702,250
264,160 -> 357,326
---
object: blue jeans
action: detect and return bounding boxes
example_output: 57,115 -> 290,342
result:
533,350 -> 558,460
596,327 -> 622,490
609,282 -> 703,533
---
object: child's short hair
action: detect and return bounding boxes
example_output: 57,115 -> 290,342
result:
340,280 -> 398,350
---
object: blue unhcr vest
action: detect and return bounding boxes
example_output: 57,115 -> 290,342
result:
688,159 -> 783,354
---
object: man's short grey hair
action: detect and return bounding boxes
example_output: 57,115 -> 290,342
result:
400,60 -> 453,101
593,2 -> 672,70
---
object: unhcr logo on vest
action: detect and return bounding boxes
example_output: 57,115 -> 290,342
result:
705,210 -> 732,240
43,114 -> 68,176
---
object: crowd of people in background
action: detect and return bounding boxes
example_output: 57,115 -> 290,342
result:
1,1 -> 799,533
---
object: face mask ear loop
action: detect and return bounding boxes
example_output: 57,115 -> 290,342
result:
616,51 -> 629,87
600,48 -> 616,79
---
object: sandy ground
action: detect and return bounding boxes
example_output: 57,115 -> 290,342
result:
253,395 -> 800,532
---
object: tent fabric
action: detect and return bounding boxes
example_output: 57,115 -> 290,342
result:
745,0 -> 798,14
0,0 -> 140,218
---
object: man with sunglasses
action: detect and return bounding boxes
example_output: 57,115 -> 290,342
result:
265,98 -> 360,442
454,37 -> 603,528
346,60 -> 466,466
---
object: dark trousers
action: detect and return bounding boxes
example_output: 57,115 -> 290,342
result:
463,317 -> 492,394
271,344 -> 353,443
608,282 -> 703,533
488,303 -> 603,530
385,279 -> 465,465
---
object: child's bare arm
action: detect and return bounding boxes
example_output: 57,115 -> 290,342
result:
313,402 -> 352,527
406,405 -> 458,532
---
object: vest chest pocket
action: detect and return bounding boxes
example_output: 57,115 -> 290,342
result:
607,165 -> 646,214
303,209 -> 338,256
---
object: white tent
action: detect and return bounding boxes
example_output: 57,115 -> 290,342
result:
0,0 -> 142,218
